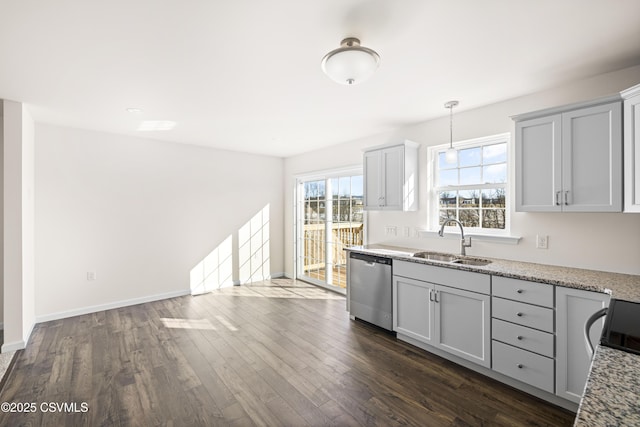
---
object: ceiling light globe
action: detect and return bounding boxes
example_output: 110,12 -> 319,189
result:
321,38 -> 380,85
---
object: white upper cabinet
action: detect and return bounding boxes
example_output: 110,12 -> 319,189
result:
622,84 -> 640,213
515,114 -> 562,211
514,99 -> 622,212
363,141 -> 418,211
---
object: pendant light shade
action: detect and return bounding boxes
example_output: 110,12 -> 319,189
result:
321,38 -> 380,85
444,100 -> 459,164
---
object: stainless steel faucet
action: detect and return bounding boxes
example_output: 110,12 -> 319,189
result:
438,218 -> 472,256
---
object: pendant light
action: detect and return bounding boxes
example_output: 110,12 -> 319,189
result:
444,100 -> 459,164
321,37 -> 380,85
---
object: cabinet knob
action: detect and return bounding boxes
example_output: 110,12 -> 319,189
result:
517,335 -> 523,340
516,289 -> 523,294
517,364 -> 524,369
516,312 -> 523,317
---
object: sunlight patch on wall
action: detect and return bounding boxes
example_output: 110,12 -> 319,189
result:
239,205 -> 271,283
190,235 -> 233,295
404,173 -> 415,211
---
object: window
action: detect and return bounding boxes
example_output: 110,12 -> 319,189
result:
429,134 -> 510,234
296,168 -> 364,292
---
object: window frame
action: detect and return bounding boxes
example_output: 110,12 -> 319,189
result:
427,133 -> 511,236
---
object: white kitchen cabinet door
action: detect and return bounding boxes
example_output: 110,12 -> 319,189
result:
433,285 -> 491,368
515,114 -> 562,212
364,150 -> 383,209
363,141 -> 418,211
562,102 -> 622,212
623,84 -> 640,212
393,276 -> 434,344
556,287 -> 610,404
380,146 -> 404,210
514,99 -> 622,212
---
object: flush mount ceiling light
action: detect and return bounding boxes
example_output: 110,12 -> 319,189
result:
444,100 -> 459,164
321,37 -> 380,85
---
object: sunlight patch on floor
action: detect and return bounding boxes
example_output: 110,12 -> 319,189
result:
210,279 -> 345,300
161,318 -> 216,330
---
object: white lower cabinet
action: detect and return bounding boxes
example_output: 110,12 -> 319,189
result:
393,276 -> 434,344
434,284 -> 491,367
490,277 -> 555,393
393,261 -> 491,368
392,261 -> 612,408
556,287 -> 610,404
493,341 -> 555,393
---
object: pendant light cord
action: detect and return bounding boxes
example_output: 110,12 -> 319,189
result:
449,104 -> 453,149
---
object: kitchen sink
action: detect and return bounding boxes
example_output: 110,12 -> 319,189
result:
412,251 -> 492,266
412,252 -> 459,262
451,258 -> 492,266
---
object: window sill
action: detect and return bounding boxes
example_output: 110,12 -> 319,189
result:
417,230 -> 521,245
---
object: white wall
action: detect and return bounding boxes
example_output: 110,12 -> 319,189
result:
3,100 -> 36,352
0,113 -> 3,328
284,65 -> 640,277
35,124 -> 284,321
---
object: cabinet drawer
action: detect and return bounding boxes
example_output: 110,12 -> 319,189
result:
492,276 -> 553,307
492,319 -> 554,357
393,260 -> 490,295
492,341 -> 554,393
492,297 -> 554,332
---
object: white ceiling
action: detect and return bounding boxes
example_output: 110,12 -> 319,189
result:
1,0 -> 640,158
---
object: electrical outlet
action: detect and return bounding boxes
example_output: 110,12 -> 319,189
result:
87,271 -> 96,281
403,226 -> 410,237
536,235 -> 548,249
385,226 -> 397,236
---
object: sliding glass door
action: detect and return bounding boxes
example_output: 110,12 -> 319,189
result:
296,169 -> 364,292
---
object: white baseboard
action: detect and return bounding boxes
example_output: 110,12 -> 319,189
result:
2,340 -> 26,353
36,289 -> 191,324
2,321 -> 35,353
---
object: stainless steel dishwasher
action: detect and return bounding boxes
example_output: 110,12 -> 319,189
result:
348,252 -> 393,331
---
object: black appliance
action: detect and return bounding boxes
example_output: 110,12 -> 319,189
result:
600,299 -> 640,355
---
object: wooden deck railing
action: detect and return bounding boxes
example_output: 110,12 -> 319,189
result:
303,223 -> 363,271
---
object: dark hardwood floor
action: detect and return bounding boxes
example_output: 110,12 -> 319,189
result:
0,279 -> 575,426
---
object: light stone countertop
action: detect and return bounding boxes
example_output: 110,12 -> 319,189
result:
346,244 -> 640,426
574,346 -> 640,427
346,244 -> 640,302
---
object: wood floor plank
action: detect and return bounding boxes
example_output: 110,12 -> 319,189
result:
0,278 -> 575,426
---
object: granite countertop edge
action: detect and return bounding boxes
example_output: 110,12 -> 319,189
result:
345,244 -> 640,302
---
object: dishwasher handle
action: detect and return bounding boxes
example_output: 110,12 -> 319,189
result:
349,252 -> 392,265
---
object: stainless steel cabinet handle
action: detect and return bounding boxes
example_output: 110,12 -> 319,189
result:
429,289 -> 434,302
556,191 -> 561,206
564,190 -> 569,205
434,290 -> 439,303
